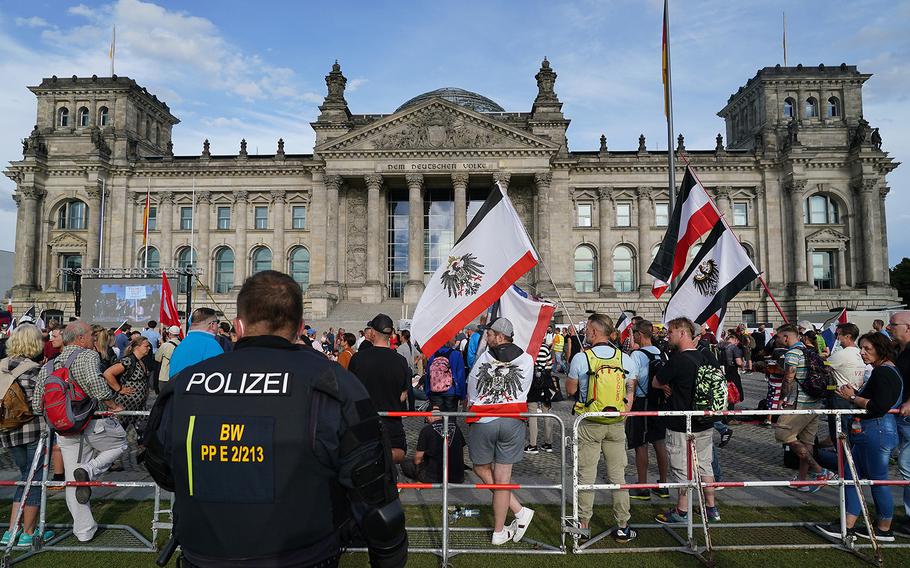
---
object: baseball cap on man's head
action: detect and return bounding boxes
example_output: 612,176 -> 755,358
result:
487,317 -> 514,337
797,320 -> 815,332
367,313 -> 394,335
167,325 -> 181,336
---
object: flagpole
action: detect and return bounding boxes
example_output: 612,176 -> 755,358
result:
98,178 -> 106,269
663,0 -> 677,218
190,176 -> 197,304
110,26 -> 115,77
782,12 -> 788,66
144,177 -> 150,269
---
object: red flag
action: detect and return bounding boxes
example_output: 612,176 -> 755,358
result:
160,272 -> 183,338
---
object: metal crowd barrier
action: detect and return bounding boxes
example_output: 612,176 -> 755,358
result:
571,407 -> 910,567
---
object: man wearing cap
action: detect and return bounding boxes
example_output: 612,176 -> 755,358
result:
155,325 -> 182,391
466,317 -> 535,545
798,320 -> 829,357
349,314 -> 412,463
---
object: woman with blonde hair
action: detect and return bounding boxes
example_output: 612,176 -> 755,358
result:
0,324 -> 54,546
92,326 -> 116,371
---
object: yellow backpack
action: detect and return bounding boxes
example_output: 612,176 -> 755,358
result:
573,347 -> 627,425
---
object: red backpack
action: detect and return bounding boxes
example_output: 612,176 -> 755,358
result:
42,349 -> 98,435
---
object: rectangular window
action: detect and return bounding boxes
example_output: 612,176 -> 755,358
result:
655,202 -> 669,227
217,206 -> 231,230
292,206 -> 306,229
179,207 -> 193,230
733,202 -> 748,226
254,206 -> 268,230
147,206 -> 157,231
576,203 -> 592,227
812,251 -> 836,289
616,202 -> 631,227
60,254 -> 82,292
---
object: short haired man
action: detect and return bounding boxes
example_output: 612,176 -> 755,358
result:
216,321 -> 234,353
150,271 -> 407,567
774,323 -> 837,492
467,318 -> 535,545
888,311 -> 910,537
400,406 -> 466,484
653,317 -> 720,524
337,333 -> 357,369
141,320 -> 161,354
825,323 -> 866,440
348,314 -> 412,463
114,323 -> 132,353
567,313 -> 639,542
34,320 -> 129,542
874,318 -> 891,339
167,308 -> 225,379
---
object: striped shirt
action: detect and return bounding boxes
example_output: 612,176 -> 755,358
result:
535,344 -> 552,371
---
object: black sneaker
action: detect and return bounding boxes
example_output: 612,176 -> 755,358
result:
855,525 -> 895,542
654,487 -> 671,499
815,521 -> 855,539
895,521 -> 910,539
629,488 -> 651,500
73,467 -> 91,505
719,430 -> 733,448
612,526 -> 637,543
523,445 -> 539,454
540,443 -> 554,452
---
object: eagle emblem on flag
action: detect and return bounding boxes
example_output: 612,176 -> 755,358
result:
440,253 -> 485,298
476,361 -> 522,401
693,259 -> 719,297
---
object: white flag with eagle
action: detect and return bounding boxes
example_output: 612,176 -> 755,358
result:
411,182 -> 538,357
663,219 -> 758,327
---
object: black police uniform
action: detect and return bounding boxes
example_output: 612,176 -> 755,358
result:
151,335 -> 407,567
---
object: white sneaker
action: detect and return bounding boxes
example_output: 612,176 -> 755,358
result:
513,507 -> 535,542
492,528 -> 516,545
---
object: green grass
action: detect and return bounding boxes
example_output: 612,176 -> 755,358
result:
7,500 -> 909,567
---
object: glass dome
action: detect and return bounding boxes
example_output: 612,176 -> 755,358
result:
396,88 -> 505,113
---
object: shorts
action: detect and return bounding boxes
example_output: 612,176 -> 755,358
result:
382,417 -> 408,452
625,397 -> 666,449
774,413 -> 819,445
666,429 -> 714,482
468,418 -> 525,465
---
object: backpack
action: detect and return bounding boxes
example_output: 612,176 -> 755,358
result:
42,349 -> 98,435
797,345 -> 834,399
573,346 -> 627,425
0,360 -> 36,431
690,351 -> 728,427
637,348 -> 669,410
429,350 -> 454,393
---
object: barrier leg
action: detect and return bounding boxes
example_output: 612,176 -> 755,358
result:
686,417 -> 694,549
3,435 -> 46,561
558,415 -> 567,552
836,418 -> 849,546
689,435 -> 714,565
37,431 -> 52,545
841,433 -> 883,566
441,413 -> 449,567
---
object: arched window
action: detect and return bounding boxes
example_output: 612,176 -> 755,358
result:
98,106 -> 109,127
78,107 -> 90,127
827,96 -> 840,118
783,98 -> 794,119
251,246 -> 272,274
574,245 -> 597,293
57,200 -> 88,229
804,97 -> 818,118
58,107 -> 69,127
613,245 -> 635,292
289,247 -> 310,291
804,194 -> 840,224
139,247 -> 160,269
176,246 -> 196,293
214,247 -> 234,294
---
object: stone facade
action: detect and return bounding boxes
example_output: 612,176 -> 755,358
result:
4,62 -> 900,325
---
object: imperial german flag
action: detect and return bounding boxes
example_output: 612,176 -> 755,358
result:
410,182 -> 538,357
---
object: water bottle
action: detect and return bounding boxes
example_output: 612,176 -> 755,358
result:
462,508 -> 480,518
851,418 -> 862,435
447,505 -> 462,523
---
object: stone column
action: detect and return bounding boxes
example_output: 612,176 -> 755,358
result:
493,171 -> 511,194
364,174 -> 384,302
786,179 -> 810,288
535,172 -> 552,274
715,186 -> 733,222
232,190 -> 249,287
404,173 -> 425,304
837,246 -> 848,289
636,186 -> 651,291
196,192 -> 211,277
754,187 -> 767,281
158,191 -> 174,268
597,187 -> 614,294
85,184 -> 103,269
857,179 -> 883,286
11,186 -> 45,293
324,175 -> 342,288
270,190 -> 286,272
452,172 -> 469,238
806,245 -> 815,285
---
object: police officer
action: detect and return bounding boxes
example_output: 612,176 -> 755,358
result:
146,270 -> 407,567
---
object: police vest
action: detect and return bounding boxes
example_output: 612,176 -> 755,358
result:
169,335 -> 352,563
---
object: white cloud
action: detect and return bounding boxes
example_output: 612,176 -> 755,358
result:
14,16 -> 50,28
347,78 -> 368,92
67,4 -> 99,19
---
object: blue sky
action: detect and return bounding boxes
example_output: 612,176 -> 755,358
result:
1,0 -> 908,265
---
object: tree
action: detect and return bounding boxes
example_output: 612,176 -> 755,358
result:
890,257 -> 910,307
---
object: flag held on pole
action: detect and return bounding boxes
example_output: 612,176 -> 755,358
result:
497,285 -> 556,358
160,272 -> 183,338
410,182 -> 538,357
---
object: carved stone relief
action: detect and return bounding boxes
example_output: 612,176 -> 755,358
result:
374,109 -> 509,150
346,189 -> 368,284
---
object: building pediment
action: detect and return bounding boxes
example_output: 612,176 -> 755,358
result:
48,231 -> 87,252
807,227 -> 848,248
317,98 -> 559,155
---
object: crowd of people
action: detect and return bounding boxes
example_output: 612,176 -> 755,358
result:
1,287 -> 909,559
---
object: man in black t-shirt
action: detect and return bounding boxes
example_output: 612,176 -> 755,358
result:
400,409 -> 466,484
349,313 -> 412,463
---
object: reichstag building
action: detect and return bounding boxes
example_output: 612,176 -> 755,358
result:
5,59 -> 899,325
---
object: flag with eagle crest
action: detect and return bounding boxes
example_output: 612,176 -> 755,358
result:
411,182 -> 538,357
663,219 -> 758,327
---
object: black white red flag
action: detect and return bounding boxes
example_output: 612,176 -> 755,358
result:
648,166 -> 722,298
411,183 -> 538,357
663,220 -> 758,327
616,311 -> 633,344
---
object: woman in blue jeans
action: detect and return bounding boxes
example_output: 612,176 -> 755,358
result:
816,331 -> 903,542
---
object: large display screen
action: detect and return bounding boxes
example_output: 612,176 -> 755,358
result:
81,278 -> 162,327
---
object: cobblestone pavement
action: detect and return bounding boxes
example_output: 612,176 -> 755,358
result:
0,372 -> 903,512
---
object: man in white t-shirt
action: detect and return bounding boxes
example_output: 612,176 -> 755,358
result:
825,322 -> 866,440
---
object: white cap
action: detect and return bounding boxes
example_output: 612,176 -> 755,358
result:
167,325 -> 181,335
